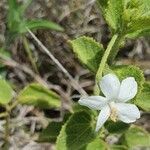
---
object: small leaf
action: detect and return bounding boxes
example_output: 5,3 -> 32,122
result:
70,36 -> 104,73
105,120 -> 129,134
0,79 -> 13,105
86,138 -> 108,150
17,83 -> 61,108
122,125 -> 150,149
112,65 -> 145,99
56,111 -> 96,150
25,20 -> 64,32
105,0 -> 124,32
135,82 -> 150,111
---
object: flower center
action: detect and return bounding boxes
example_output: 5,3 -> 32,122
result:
109,102 -> 118,122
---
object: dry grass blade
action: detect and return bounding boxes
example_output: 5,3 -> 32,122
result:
27,28 -> 88,96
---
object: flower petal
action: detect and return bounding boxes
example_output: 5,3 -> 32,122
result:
118,77 -> 137,102
95,105 -> 110,132
99,74 -> 120,99
116,103 -> 140,123
78,96 -> 108,110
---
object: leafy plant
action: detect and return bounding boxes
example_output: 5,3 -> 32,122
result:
0,0 -> 149,149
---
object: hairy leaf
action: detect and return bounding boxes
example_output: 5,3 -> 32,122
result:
17,83 -> 61,108
135,82 -> 150,111
122,125 -> 150,149
112,65 -> 145,99
56,111 -> 96,150
70,36 -> 104,73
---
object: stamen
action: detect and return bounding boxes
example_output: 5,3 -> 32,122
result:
110,107 -> 118,122
109,102 -> 118,122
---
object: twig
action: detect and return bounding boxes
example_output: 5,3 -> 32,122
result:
26,28 -> 88,96
0,55 -> 71,106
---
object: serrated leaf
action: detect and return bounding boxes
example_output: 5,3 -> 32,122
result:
105,0 -> 124,32
0,79 -> 13,105
70,36 -> 104,73
17,83 -> 61,108
135,82 -> 150,111
112,65 -> 145,99
105,121 -> 129,134
25,20 -> 64,32
56,111 -> 96,150
123,125 -> 150,149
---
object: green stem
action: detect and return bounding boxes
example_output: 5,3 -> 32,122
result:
23,37 -> 39,74
96,34 -> 118,82
0,112 -> 8,118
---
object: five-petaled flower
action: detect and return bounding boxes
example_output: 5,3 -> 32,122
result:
78,74 -> 140,132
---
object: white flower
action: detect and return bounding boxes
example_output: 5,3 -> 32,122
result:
78,74 -> 140,132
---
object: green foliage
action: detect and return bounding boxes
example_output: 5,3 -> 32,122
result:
25,20 -> 64,32
96,0 -> 150,38
56,111 -> 96,150
7,0 -> 63,39
105,121 -> 129,133
111,145 -> 128,150
122,125 -> 150,149
69,36 -> 104,73
17,83 -> 61,108
112,65 -> 145,98
85,138 -> 108,150
39,121 -> 64,143
39,113 -> 71,142
0,79 -> 13,105
105,0 -> 124,32
136,82 -> 150,111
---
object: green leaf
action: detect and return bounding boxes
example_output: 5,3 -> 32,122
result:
112,65 -> 145,99
123,125 -> 150,149
39,113 -> 71,142
105,0 -> 124,32
0,79 -> 13,105
25,20 -> 64,32
124,0 -> 150,38
56,111 -> 96,150
135,82 -> 150,111
17,83 -> 61,108
70,36 -> 104,73
39,121 -> 64,142
105,121 -> 129,134
111,145 -> 128,150
86,138 -> 108,150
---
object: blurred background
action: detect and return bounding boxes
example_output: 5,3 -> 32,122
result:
0,0 -> 149,149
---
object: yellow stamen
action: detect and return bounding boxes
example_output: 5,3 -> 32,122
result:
110,107 -> 118,122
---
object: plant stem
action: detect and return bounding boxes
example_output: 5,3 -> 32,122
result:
23,36 -> 39,74
96,34 -> 118,82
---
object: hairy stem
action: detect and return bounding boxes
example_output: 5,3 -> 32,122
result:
96,34 -> 118,81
